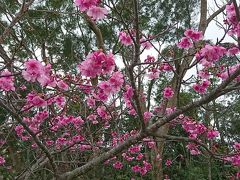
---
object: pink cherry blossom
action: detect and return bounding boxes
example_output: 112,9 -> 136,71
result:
165,159 -> 172,166
144,111 -> 153,123
184,29 -> 203,41
31,96 -> 47,107
193,80 -> 210,94
122,153 -> 134,161
143,160 -> 152,171
86,96 -> 96,107
144,55 -> 155,63
108,71 -> 124,93
231,155 -> 240,166
140,37 -> 152,49
57,80 -> 69,91
128,109 -> 137,115
0,70 -> 15,91
207,130 -> 219,139
140,167 -> 148,176
124,85 -> 134,99
22,59 -> 53,86
160,63 -> 173,71
177,37 -> 193,49
55,96 -> 66,108
234,142 -> 240,150
78,51 -> 115,78
97,106 -> 109,119
45,140 -> 54,146
0,156 -> 5,165
227,47 -> 240,56
198,44 -> 226,62
128,145 -> 141,154
74,0 -> 98,12
87,114 -> 98,124
198,70 -> 210,79
236,172 -> 240,178
113,161 -> 123,169
136,153 -> 144,160
193,83 -> 206,94
226,3 -> 237,25
22,59 -> 44,82
98,81 -> 112,95
163,87 -> 174,99
132,165 -> 141,173
147,68 -> 160,80
186,143 -> 201,155
147,141 -> 156,149
87,6 -> 108,20
119,31 -> 133,46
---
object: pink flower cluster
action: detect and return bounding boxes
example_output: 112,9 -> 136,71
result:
224,143 -> 240,167
197,44 -> 226,64
165,159 -> 172,166
111,130 -> 137,147
54,133 -> 85,150
207,130 -> 219,139
119,31 -> 133,46
182,118 -> 207,139
177,37 -> 192,49
26,92 -> 47,108
225,155 -> 240,167
234,142 -> 240,151
97,106 -> 110,120
15,111 -> 49,141
74,0 -> 107,20
177,29 -> 203,49
198,70 -> 210,79
85,71 -> 124,104
159,63 -> 173,72
226,3 -> 240,37
227,46 -> 240,56
128,145 -> 142,154
113,161 -> 123,169
57,80 -> 69,91
0,156 -> 5,166
131,161 -> 152,176
180,116 -> 220,155
226,3 -> 237,25
184,29 -> 203,41
186,143 -> 201,155
144,55 -> 155,63
140,37 -> 152,49
144,111 -> 153,123
78,51 -> 115,78
50,115 -> 85,131
107,139 -> 152,176
163,87 -> 174,99
123,85 -> 136,115
192,80 -> 210,94
218,64 -> 240,82
0,156 -> 5,165
147,68 -> 160,80
22,59 -> 55,87
0,70 -> 15,91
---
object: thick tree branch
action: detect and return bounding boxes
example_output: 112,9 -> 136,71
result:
59,133 -> 145,180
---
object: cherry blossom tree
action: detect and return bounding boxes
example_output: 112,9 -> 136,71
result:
0,0 -> 240,179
